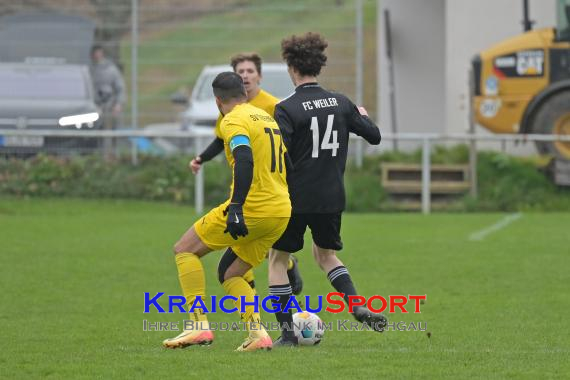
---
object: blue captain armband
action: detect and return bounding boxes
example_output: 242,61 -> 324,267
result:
229,135 -> 250,151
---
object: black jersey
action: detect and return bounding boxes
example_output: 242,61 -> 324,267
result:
274,82 -> 381,213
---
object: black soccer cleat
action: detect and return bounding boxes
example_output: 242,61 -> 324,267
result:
353,307 -> 388,333
273,335 -> 299,348
287,255 -> 304,295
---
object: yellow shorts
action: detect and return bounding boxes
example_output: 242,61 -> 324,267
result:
194,204 -> 289,267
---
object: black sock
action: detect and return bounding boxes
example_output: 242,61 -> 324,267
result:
327,266 -> 359,307
269,284 -> 296,340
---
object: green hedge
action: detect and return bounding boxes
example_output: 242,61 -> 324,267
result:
1,146 -> 569,211
0,154 -> 231,206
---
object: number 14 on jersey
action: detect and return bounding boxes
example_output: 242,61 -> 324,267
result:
310,114 -> 339,158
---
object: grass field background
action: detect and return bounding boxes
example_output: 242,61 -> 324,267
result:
1,198 -> 569,379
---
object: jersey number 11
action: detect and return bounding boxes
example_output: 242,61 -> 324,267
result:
310,114 -> 339,158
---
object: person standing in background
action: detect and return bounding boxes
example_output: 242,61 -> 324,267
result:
90,44 -> 126,157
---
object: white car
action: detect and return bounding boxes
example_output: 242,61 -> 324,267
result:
178,63 -> 294,132
148,63 -> 294,154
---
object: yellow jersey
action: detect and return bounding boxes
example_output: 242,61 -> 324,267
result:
215,89 -> 279,139
219,103 -> 291,218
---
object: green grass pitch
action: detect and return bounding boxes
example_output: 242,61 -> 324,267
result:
1,198 -> 568,379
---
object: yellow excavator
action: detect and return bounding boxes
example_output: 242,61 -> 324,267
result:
472,0 -> 570,160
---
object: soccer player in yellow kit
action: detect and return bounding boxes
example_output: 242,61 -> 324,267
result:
189,53 -> 303,295
163,72 -> 291,352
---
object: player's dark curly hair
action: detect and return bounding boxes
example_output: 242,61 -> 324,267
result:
281,32 -> 328,77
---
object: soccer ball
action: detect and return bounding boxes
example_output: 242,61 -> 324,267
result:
292,311 -> 325,346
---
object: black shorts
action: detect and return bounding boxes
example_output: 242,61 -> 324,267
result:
272,213 -> 343,253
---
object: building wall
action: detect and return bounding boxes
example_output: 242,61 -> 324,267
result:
378,0 -> 446,146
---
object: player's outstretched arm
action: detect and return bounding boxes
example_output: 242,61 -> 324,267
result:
224,141 -> 253,240
349,105 -> 381,145
188,137 -> 224,174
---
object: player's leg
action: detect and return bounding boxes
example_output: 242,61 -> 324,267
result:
239,256 -> 302,296
287,254 -> 303,295
221,248 -> 257,293
308,213 -> 351,299
309,213 -> 387,332
311,243 -> 356,302
245,255 -> 301,296
312,243 -> 387,332
268,214 -> 307,346
163,204 -> 239,348
242,268 -> 256,293
250,253 -> 302,296
163,225 -> 214,348
217,247 -> 272,352
268,248 -> 298,346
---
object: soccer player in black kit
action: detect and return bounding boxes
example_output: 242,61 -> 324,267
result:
268,32 -> 387,346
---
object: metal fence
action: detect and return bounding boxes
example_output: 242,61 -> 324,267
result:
2,127 -> 569,213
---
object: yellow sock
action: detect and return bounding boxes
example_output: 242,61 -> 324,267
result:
222,277 -> 264,335
287,258 -> 295,270
175,252 -> 208,329
242,269 -> 256,295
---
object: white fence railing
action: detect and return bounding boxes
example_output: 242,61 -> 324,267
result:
1,128 -> 569,214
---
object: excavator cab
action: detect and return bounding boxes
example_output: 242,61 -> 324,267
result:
556,1 -> 570,40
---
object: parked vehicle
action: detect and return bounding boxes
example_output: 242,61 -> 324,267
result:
472,0 -> 570,160
0,62 -> 100,154
174,63 -> 294,132
0,11 -> 100,155
148,63 -> 294,154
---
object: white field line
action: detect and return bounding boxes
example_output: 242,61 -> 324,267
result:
468,213 -> 523,241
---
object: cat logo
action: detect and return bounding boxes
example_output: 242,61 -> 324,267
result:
516,50 -> 544,76
493,50 -> 544,78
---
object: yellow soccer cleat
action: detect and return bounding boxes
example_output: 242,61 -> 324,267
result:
236,330 -> 272,352
162,329 -> 214,349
